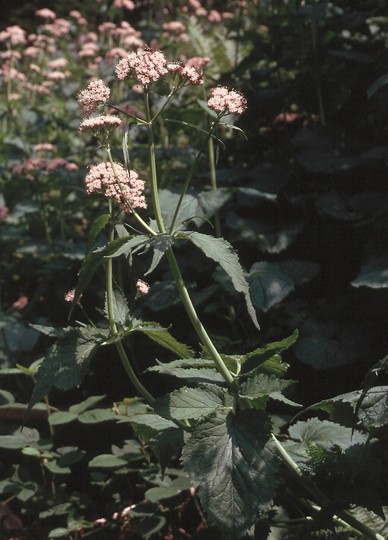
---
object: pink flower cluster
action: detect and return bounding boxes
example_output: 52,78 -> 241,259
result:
77,79 -> 110,116
115,48 -> 168,85
85,162 -> 147,211
79,114 -> 122,133
136,279 -> 150,296
207,86 -> 247,115
13,156 -> 78,179
167,62 -> 203,85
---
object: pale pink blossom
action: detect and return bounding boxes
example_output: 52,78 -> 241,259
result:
186,56 -> 210,70
207,86 -> 247,115
13,296 -> 28,309
85,162 -> 147,211
208,10 -> 223,23
64,289 -> 75,302
136,279 -> 150,296
167,62 -> 203,85
78,79 -> 110,116
79,114 -> 122,133
24,46 -> 41,57
0,25 -> 27,46
35,8 -> 56,20
113,0 -> 135,9
0,206 -> 9,221
43,19 -> 71,38
33,143 -> 57,153
93,518 -> 107,526
46,70 -> 69,80
104,47 -> 128,63
48,57 -> 68,69
115,48 -> 168,85
162,21 -> 186,33
78,43 -> 99,58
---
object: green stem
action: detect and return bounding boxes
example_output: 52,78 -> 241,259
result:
271,434 -> 384,540
166,247 -> 235,388
105,200 -> 155,405
207,125 -> 222,238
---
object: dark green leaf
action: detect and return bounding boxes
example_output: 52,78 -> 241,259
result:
29,327 -> 103,408
239,373 -> 298,405
352,258 -> 388,288
48,411 -> 78,426
78,409 -> 118,424
155,385 -> 229,421
107,234 -> 150,261
145,234 -> 174,275
182,409 -> 277,538
105,287 -> 130,326
133,321 -> 192,358
182,231 -> 260,329
145,476 -> 191,502
68,394 -> 106,414
147,359 -> 224,384
88,213 -> 109,245
88,454 -> 128,468
289,418 -> 368,451
241,331 -> 298,376
248,262 -> 294,312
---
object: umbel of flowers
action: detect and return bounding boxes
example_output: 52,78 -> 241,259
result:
77,47 -> 247,214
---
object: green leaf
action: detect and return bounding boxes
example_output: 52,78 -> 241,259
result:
182,231 -> 260,329
182,409 -> 277,537
29,326 -> 103,408
48,411 -> 78,426
147,359 -> 224,384
88,454 -> 128,468
367,73 -> 388,99
238,373 -> 297,404
78,409 -> 118,424
355,386 -> 388,429
48,528 -> 71,538
107,234 -> 150,261
247,262 -> 294,312
128,413 -> 176,431
133,321 -> 192,358
288,418 -> 369,451
241,331 -> 298,376
197,188 -> 233,218
68,394 -> 106,414
105,287 -> 130,326
88,213 -> 109,244
72,237 -> 130,307
145,476 -> 191,502
155,385 -> 230,421
145,234 -> 174,275
159,189 -> 201,231
0,427 -> 40,450
351,257 -> 388,288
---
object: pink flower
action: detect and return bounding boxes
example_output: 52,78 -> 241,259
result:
79,114 -> 122,133
207,86 -> 247,115
77,79 -> 110,116
208,10 -> 223,23
136,279 -> 150,296
0,206 -> 9,221
64,289 -> 76,302
35,8 -> 56,20
186,56 -> 210,70
113,0 -> 135,9
167,62 -> 203,85
12,296 -> 28,309
33,143 -> 57,153
85,162 -> 147,211
0,25 -> 27,46
115,48 -> 168,85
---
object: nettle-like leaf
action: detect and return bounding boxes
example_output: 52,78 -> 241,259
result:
105,287 -> 130,326
180,231 -> 260,329
146,358 -> 225,385
241,330 -> 298,377
154,384 -> 231,422
159,189 -> 201,230
29,326 -> 104,408
132,320 -> 192,358
182,409 -> 277,538
145,234 -> 174,275
238,373 -> 300,407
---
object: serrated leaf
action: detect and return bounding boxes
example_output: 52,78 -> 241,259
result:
71,237 -> 130,308
248,262 -> 294,312
88,454 -> 128,468
155,385 -> 229,421
182,231 -> 260,329
133,321 -> 192,358
29,327 -> 103,409
129,413 -> 177,431
241,331 -> 298,376
289,418 -> 368,450
160,189 -> 201,231
88,213 -> 109,244
105,287 -> 130,326
182,409 -> 277,537
145,234 -> 174,275
107,234 -> 150,261
239,373 -> 297,404
147,359 -> 224,384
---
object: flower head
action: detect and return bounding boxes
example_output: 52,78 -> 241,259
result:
167,62 -> 203,85
115,48 -> 168,85
207,86 -> 247,116
85,162 -> 147,211
77,79 -> 110,116
136,279 -> 150,296
79,114 -> 122,135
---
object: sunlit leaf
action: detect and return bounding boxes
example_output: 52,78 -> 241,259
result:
155,385 -> 229,421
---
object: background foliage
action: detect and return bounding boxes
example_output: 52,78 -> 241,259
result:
0,1 -> 388,539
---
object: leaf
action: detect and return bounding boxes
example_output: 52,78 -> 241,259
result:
29,326 -> 103,408
159,189 -> 201,231
182,409 -> 277,537
351,257 -> 388,288
182,231 -> 260,329
239,373 -> 297,405
0,427 -> 39,450
155,385 -> 229,421
368,73 -> 388,99
133,321 -> 192,358
105,287 -> 130,326
107,234 -> 150,261
355,386 -> 388,430
145,476 -> 191,502
197,188 -> 233,218
145,234 -> 174,275
48,411 -> 78,426
72,237 -> 130,307
241,330 -> 298,376
247,262 -> 294,312
78,409 -> 118,424
288,418 -> 369,451
147,359 -> 225,385
88,454 -> 128,468
128,413 -> 177,431
68,394 -> 106,414
88,213 -> 109,245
